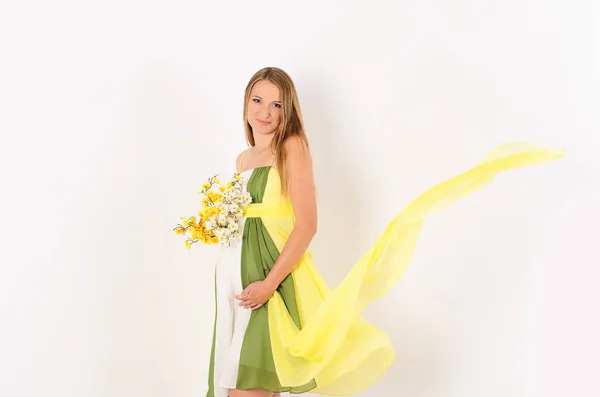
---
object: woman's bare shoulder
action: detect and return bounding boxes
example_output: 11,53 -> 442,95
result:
284,135 -> 309,153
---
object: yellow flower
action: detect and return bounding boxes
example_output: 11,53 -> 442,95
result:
208,191 -> 223,203
200,208 -> 213,220
173,226 -> 186,235
185,240 -> 192,249
202,182 -> 210,189
219,185 -> 226,192
213,176 -> 220,184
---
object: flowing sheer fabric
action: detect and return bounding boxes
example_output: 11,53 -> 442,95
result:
242,142 -> 566,395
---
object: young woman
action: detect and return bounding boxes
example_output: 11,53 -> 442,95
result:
205,67 -> 566,397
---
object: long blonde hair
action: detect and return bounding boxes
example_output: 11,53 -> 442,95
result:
243,67 -> 309,198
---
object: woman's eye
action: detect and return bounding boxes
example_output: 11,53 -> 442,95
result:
252,98 -> 261,103
273,103 -> 282,108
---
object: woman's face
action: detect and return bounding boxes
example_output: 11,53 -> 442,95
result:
247,79 -> 282,137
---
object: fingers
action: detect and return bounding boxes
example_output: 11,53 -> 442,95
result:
235,288 -> 249,300
235,292 -> 250,301
239,299 -> 258,309
234,288 -> 264,310
237,298 -> 263,310
235,287 -> 252,301
235,293 -> 251,306
238,298 -> 250,307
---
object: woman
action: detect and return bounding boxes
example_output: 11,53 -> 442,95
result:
206,67 -> 566,397
208,67 -> 318,397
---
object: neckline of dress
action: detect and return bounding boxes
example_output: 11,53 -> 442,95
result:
239,165 -> 273,174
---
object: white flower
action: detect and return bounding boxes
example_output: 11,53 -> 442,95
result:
195,173 -> 252,247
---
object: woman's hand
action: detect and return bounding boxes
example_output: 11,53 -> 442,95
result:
235,280 -> 277,310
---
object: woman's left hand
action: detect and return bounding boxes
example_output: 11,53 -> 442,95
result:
235,280 -> 277,310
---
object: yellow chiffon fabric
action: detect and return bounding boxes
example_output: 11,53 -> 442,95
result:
243,142 -> 566,395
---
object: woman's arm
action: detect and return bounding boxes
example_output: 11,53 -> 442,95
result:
236,136 -> 317,309
264,135 -> 318,289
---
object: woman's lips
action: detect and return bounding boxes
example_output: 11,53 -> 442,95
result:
257,120 -> 270,126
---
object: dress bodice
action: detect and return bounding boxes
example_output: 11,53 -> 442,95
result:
242,166 -> 294,219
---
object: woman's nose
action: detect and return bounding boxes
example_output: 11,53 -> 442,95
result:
259,105 -> 270,118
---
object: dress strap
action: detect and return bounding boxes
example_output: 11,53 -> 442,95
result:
238,149 -> 248,172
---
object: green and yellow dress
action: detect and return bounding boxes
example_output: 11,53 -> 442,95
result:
206,143 -> 566,397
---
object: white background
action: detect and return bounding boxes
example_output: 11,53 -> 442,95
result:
1,1 -> 598,396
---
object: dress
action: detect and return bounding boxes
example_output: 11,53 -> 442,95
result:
206,143 -> 566,397
208,161 -> 310,397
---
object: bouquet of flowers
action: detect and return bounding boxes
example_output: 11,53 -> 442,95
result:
173,173 -> 252,248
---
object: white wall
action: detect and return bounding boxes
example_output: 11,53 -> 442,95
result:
1,1 -> 598,396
